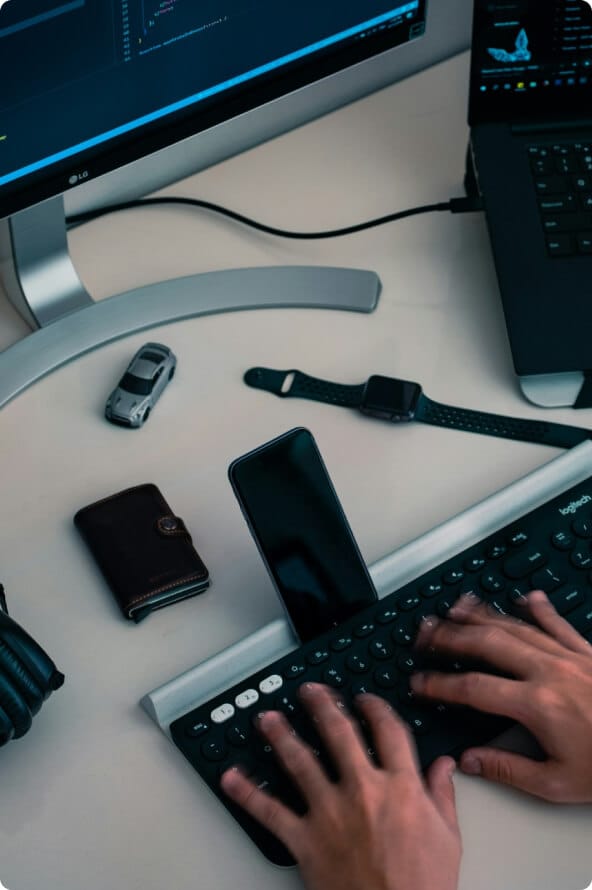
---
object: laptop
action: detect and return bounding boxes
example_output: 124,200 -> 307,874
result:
468,0 -> 592,408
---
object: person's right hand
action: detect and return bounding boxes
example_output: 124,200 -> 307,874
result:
411,590 -> 592,803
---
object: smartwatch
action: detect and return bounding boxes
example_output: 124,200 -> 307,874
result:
244,367 -> 592,450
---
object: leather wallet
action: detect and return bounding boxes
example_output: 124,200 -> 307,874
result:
74,484 -> 210,622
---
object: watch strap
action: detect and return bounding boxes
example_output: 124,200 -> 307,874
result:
417,395 -> 589,449
244,367 -> 366,408
245,366 -> 592,450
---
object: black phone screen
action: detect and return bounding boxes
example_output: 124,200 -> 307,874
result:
229,428 -> 378,642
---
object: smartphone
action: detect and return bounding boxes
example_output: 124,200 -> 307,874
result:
228,427 -> 378,643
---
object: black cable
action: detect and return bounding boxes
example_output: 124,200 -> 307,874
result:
66,194 -> 483,240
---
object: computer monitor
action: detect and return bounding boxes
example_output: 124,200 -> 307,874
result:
0,0 -> 472,409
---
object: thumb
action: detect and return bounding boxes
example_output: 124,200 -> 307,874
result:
460,747 -> 555,799
426,755 -> 458,828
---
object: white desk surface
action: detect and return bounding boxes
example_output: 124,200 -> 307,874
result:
1,50 -> 591,890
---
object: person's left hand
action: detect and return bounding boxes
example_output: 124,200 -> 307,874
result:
220,683 -> 461,890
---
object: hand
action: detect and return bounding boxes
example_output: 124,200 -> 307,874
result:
221,683 -> 461,890
411,590 -> 592,803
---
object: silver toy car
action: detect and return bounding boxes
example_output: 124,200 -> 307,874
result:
105,342 -> 177,427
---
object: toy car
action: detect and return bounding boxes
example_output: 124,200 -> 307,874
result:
105,342 -> 176,427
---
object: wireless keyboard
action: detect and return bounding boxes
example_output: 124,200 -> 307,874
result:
170,472 -> 592,866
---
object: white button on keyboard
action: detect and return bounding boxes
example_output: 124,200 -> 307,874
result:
258,674 -> 283,695
210,703 -> 235,724
235,689 -> 259,709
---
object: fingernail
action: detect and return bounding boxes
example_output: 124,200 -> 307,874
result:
527,590 -> 547,603
409,672 -> 425,692
299,682 -> 320,698
449,592 -> 480,616
461,754 -> 482,775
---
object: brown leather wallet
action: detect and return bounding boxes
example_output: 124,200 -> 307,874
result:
74,483 -> 210,622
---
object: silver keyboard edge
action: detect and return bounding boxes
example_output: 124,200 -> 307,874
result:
141,440 -> 592,736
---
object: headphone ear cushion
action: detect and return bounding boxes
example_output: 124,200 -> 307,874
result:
0,702 -> 14,746
0,607 -> 64,745
0,611 -> 63,696
0,640 -> 43,716
0,673 -> 32,739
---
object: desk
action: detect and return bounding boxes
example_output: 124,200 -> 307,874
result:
0,51 -> 591,890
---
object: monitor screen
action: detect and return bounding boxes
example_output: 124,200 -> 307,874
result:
0,1 -> 427,218
469,0 -> 592,123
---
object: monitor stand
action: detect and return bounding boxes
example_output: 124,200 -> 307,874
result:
0,195 -> 381,410
520,373 -> 585,409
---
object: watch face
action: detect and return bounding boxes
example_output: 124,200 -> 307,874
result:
361,376 -> 421,421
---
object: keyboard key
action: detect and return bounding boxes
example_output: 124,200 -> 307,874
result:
396,654 -> 418,674
464,557 -> 485,572
369,639 -> 393,660
308,649 -> 330,665
572,518 -> 592,538
323,667 -> 346,688
550,586 -> 584,615
398,594 -> 421,611
211,703 -> 235,724
508,531 -> 528,547
568,605 -> 592,635
503,548 -> 547,578
487,544 -> 507,559
331,635 -> 353,651
274,695 -> 299,716
226,725 -> 250,747
480,572 -> 505,593
235,689 -> 259,709
531,566 -> 563,592
392,625 -> 414,646
443,569 -> 464,585
546,235 -> 575,257
283,662 -> 307,679
374,667 -> 397,689
201,740 -> 228,761
508,584 -> 529,605
346,654 -> 371,674
577,233 -> 592,254
375,608 -> 398,624
259,675 -> 283,695
186,720 -> 209,738
552,530 -> 574,551
571,549 -> 592,569
420,582 -> 442,598
354,622 -> 375,638
534,175 -> 569,194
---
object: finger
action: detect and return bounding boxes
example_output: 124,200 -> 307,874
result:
354,693 -> 420,775
220,766 -> 302,847
410,669 -> 526,723
257,710 -> 329,806
521,591 -> 592,655
298,683 -> 372,775
425,756 -> 459,830
459,746 -> 567,802
414,616 -> 543,679
446,592 -> 578,658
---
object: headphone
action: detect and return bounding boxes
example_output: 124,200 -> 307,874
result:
0,585 -> 64,746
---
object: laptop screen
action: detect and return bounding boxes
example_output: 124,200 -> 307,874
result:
469,0 -> 592,124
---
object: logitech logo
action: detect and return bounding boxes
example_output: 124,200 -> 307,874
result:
559,494 -> 592,516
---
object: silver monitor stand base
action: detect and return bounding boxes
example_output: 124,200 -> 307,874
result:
0,195 -> 381,410
520,372 -> 585,409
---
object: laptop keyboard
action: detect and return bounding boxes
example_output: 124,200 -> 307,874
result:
529,141 -> 592,257
170,474 -> 592,866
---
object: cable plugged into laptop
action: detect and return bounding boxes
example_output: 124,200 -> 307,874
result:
448,196 -> 484,214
